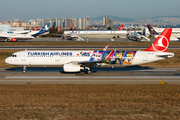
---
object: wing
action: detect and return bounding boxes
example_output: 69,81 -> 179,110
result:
48,33 -> 64,37
74,35 -> 84,41
141,35 -> 150,41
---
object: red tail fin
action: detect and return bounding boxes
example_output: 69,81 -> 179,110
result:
144,28 -> 172,52
33,27 -> 37,31
72,23 -> 74,32
118,25 -> 124,30
58,27 -> 61,32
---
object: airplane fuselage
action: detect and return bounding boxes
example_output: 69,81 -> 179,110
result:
5,50 -> 174,66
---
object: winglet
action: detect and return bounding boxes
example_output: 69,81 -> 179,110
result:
103,45 -> 109,51
144,28 -> 172,52
117,25 -> 124,30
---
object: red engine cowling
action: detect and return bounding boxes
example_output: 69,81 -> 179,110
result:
11,38 -> 17,42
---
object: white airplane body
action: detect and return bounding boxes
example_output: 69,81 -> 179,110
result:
0,33 -> 34,42
127,31 -> 150,41
0,24 -> 50,41
5,29 -> 174,74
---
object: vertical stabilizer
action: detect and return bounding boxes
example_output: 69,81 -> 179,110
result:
144,29 -> 172,52
117,25 -> 124,30
147,24 -> 159,35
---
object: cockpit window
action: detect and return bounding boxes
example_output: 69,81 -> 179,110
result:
10,54 -> 17,57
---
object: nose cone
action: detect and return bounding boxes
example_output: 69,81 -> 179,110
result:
5,57 -> 10,64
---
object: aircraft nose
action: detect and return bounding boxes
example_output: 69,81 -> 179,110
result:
5,57 -> 10,64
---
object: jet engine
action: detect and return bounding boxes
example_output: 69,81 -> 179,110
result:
63,63 -> 83,72
11,38 -> 17,42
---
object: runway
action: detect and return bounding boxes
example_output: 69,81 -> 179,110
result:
0,67 -> 180,84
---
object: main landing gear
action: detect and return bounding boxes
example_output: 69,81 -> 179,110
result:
85,67 -> 92,75
22,66 -> 26,74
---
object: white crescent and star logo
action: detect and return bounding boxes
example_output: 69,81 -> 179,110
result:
152,35 -> 169,52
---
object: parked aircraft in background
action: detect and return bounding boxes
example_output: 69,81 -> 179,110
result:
147,24 -> 180,41
126,26 -> 150,41
63,23 -> 84,41
2,23 -> 50,36
5,29 -> 174,74
0,24 -> 50,42
49,23 -> 84,41
0,33 -> 34,42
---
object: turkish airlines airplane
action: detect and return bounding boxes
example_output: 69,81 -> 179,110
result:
5,29 -> 174,74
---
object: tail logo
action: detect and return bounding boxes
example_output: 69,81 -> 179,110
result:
150,29 -> 154,34
152,35 -> 169,52
45,25 -> 48,30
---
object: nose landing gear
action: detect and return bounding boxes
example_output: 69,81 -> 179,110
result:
22,66 -> 26,74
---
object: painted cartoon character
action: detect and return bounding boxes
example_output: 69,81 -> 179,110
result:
123,51 -> 135,65
115,52 -> 123,65
90,51 -> 103,61
80,52 -> 91,57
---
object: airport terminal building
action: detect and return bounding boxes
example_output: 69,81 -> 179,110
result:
0,24 -> 24,33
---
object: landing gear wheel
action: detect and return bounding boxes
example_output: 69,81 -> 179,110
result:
22,66 -> 26,74
22,70 -> 26,74
86,70 -> 92,75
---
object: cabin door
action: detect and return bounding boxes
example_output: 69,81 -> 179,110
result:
21,52 -> 26,61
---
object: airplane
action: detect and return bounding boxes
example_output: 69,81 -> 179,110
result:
0,23 -> 50,42
49,23 -> 84,41
24,23 -> 50,36
2,23 -> 50,36
147,24 -> 180,41
126,26 -> 150,41
5,28 -> 174,74
0,33 -> 34,42
63,23 -> 84,41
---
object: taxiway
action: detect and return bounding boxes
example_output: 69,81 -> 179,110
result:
0,67 -> 180,84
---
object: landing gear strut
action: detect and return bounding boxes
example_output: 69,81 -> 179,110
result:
22,66 -> 26,74
85,67 -> 92,75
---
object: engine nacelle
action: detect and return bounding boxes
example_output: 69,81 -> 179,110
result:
63,63 -> 83,72
11,38 -> 17,42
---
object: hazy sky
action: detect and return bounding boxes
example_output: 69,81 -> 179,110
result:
0,0 -> 180,21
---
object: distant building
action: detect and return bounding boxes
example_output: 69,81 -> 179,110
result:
56,19 -> 65,28
103,16 -> 108,26
82,18 -> 86,29
108,18 -> 113,28
36,17 -> 90,29
77,18 -> 82,29
0,24 -> 24,33
72,19 -> 77,28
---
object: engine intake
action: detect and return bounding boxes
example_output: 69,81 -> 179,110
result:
63,63 -> 83,72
